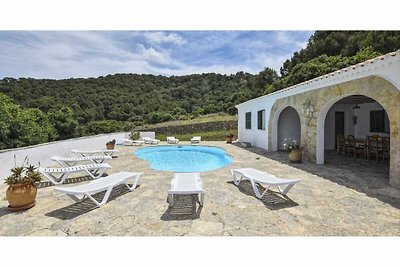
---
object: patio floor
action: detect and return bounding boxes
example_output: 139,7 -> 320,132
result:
0,141 -> 399,236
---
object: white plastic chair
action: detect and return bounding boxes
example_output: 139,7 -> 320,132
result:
168,172 -> 205,207
191,136 -> 201,143
51,155 -> 112,167
54,171 -> 143,207
39,163 -> 111,185
142,137 -> 160,144
231,168 -> 300,198
167,136 -> 179,144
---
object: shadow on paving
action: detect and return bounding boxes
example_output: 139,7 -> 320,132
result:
160,195 -> 203,221
227,181 -> 298,210
45,184 -> 137,220
233,143 -> 400,209
0,205 -> 34,218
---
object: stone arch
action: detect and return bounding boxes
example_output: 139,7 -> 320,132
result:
315,76 -> 399,186
267,75 -> 399,186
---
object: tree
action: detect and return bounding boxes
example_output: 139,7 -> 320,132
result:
48,106 -> 79,140
146,112 -> 174,124
255,67 -> 279,90
0,93 -> 57,149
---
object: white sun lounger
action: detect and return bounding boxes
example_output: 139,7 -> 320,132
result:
54,171 -> 143,207
39,163 -> 111,185
167,136 -> 179,144
142,137 -> 160,144
71,149 -> 119,157
51,155 -> 112,167
168,172 -> 205,207
191,136 -> 201,143
231,168 -> 300,199
119,138 -> 144,146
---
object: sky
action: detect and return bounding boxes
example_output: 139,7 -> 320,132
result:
0,31 -> 313,79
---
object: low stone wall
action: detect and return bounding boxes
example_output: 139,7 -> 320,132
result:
135,120 -> 237,135
0,132 -> 129,180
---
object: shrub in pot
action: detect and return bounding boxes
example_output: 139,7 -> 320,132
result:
106,139 -> 116,150
5,164 -> 41,211
129,131 -> 140,140
226,134 -> 234,143
282,138 -> 302,163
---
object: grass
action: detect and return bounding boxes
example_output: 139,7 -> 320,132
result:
156,129 -> 238,142
140,113 -> 237,129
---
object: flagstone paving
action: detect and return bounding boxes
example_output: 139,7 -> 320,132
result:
0,141 -> 399,236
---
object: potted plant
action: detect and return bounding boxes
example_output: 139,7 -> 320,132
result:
106,139 -> 116,150
5,164 -> 41,211
226,134 -> 234,144
282,138 -> 302,163
129,131 -> 140,141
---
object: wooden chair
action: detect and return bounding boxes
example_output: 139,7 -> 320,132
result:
367,136 -> 381,163
346,135 -> 364,159
381,137 -> 390,163
336,135 -> 346,155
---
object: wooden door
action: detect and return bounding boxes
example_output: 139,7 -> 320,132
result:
335,112 -> 345,148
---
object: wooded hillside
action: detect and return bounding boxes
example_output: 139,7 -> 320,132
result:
1,31 -> 399,149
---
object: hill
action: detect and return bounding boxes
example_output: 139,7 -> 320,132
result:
1,30 -> 400,149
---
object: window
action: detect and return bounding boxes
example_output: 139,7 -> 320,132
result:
257,109 -> 265,130
370,110 -> 388,133
245,112 -> 251,129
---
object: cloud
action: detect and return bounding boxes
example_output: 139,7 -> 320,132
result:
275,31 -> 310,50
0,31 -> 313,79
142,31 -> 187,45
137,44 -> 173,65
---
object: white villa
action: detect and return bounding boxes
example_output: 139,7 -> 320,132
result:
236,50 -> 400,187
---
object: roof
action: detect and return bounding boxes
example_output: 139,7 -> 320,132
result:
236,49 -> 400,108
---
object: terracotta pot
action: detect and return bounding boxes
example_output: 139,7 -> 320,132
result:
6,182 -> 37,210
288,149 -> 302,163
106,144 -> 115,150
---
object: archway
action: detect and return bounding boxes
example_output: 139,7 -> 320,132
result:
276,106 -> 301,150
317,94 -> 391,164
267,76 -> 399,185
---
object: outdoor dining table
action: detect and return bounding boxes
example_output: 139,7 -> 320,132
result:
345,137 -> 384,158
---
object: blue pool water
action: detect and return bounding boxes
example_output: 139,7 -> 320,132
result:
134,145 -> 233,172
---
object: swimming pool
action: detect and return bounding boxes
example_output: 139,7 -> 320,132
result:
134,145 -> 233,172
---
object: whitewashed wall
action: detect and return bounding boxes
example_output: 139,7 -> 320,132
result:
353,102 -> 390,138
0,132 -> 129,180
237,98 -> 274,149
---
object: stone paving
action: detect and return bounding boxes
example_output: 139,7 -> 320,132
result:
0,141 -> 399,236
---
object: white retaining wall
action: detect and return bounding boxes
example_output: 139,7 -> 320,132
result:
0,132 -> 129,180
